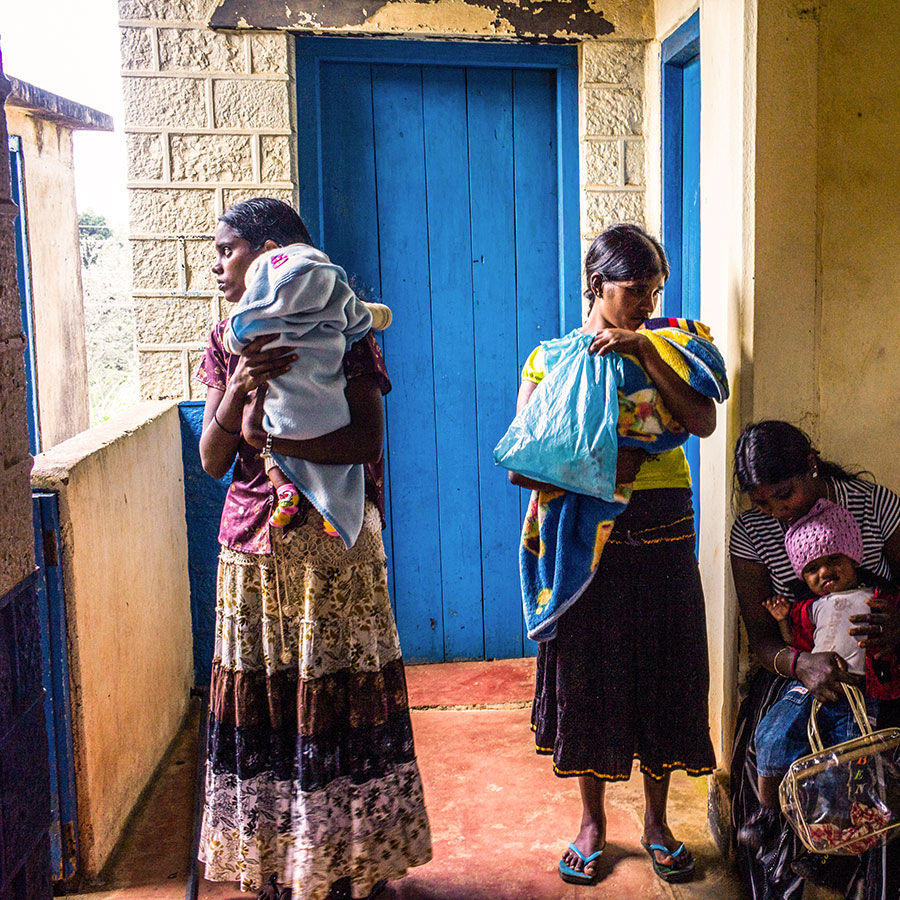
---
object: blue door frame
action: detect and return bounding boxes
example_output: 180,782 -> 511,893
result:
9,135 -> 41,455
295,37 -> 580,662
661,12 -> 702,545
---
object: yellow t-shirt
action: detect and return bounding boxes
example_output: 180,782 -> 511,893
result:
520,344 -> 691,491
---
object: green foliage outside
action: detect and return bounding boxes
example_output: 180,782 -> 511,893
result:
78,211 -> 113,268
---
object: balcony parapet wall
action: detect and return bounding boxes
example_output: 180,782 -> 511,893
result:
31,400 -> 193,876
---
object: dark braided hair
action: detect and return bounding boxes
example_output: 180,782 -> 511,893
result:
733,420 -> 859,493
219,197 -> 312,250
584,224 -> 670,311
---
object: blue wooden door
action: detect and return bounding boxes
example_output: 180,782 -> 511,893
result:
661,13 -> 701,546
296,38 -> 580,662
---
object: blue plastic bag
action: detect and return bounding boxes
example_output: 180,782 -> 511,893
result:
493,330 -> 624,500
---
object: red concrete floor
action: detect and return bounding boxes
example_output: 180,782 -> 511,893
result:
61,659 -> 755,900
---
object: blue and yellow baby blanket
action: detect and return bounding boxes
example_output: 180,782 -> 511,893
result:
493,318 -> 728,641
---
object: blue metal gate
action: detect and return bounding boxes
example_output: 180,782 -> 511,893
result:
32,493 -> 78,882
295,38 -> 581,663
0,568 -> 52,899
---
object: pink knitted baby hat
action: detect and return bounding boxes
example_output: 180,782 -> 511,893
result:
784,498 -> 863,578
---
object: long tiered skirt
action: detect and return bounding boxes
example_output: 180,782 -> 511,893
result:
199,502 -> 432,898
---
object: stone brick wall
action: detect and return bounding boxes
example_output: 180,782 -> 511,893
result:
0,60 -> 36,595
119,0 -> 297,399
580,40 -> 647,240
120,2 -> 648,398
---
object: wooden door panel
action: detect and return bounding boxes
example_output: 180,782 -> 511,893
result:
466,68 -> 524,660
372,64 -> 444,662
422,66 -> 484,661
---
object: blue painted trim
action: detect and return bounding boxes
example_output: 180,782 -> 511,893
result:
296,37 -> 580,325
661,10 -> 700,64
9,136 -> 41,455
661,12 -> 702,551
32,492 -> 79,881
661,62 -> 684,316
557,63 -> 582,334
660,13 -> 700,319
295,36 -> 578,69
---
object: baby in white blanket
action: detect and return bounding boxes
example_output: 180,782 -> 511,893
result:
224,243 -> 391,538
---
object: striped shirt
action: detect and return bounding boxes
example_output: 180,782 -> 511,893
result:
729,478 -> 900,596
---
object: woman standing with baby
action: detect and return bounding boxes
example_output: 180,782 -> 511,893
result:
510,224 -> 721,885
195,198 -> 431,900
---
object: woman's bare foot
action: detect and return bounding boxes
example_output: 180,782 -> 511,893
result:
561,817 -> 606,877
560,776 -> 607,877
641,821 -> 693,870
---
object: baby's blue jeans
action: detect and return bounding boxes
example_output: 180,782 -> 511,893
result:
756,680 -> 879,778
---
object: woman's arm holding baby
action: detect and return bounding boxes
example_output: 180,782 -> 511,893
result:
589,329 -> 715,437
241,376 -> 384,465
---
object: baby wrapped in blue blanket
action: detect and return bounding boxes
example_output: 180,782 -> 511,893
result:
494,318 -> 729,640
223,244 -> 390,548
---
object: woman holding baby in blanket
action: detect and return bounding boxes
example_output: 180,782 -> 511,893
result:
498,224 -> 728,886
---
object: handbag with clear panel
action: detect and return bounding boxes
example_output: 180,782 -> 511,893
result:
779,682 -> 900,854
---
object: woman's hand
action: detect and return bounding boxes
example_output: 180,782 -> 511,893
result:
229,334 -> 296,399
589,327 -> 715,438
589,328 -> 650,358
616,447 -> 648,484
849,593 -> 900,658
794,651 -> 858,703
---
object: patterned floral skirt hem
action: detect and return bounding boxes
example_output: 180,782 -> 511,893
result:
199,502 -> 432,898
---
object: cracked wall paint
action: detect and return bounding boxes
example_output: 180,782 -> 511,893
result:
210,0 -> 654,40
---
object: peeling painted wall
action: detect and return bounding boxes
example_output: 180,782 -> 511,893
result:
209,0 -> 654,41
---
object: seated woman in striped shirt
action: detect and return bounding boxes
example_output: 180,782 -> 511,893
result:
729,420 -> 900,899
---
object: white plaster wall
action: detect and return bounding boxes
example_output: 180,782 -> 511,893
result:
694,0 -> 756,775
6,107 -> 91,449
645,0 -> 750,775
31,400 -> 193,875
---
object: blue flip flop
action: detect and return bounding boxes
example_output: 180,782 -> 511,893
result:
640,838 -> 695,883
558,842 -> 604,884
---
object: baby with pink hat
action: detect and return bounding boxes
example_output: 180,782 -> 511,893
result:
738,498 -> 888,852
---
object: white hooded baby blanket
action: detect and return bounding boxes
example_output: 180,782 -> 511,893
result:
223,244 -> 373,548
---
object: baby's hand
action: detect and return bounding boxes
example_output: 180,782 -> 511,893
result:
763,595 -> 791,621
